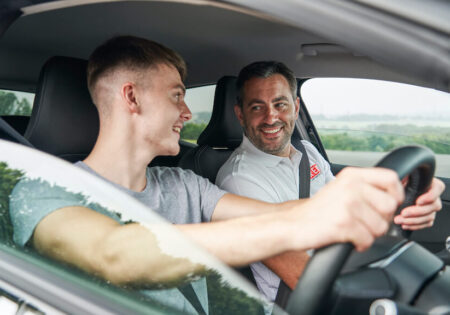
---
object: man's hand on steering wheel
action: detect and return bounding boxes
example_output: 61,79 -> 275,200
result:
394,177 -> 445,230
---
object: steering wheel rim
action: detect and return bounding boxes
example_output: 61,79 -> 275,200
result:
286,145 -> 435,315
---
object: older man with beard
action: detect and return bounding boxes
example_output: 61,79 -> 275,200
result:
216,61 -> 444,303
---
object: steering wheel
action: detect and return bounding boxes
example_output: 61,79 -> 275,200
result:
286,145 -> 435,315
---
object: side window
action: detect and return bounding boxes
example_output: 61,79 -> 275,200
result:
0,142 -> 276,314
301,78 -> 450,177
0,89 -> 34,116
181,85 -> 215,143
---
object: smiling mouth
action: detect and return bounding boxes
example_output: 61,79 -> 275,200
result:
173,127 -> 181,133
260,124 -> 284,137
262,127 -> 282,134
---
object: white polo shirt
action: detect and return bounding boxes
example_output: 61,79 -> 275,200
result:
216,135 -> 334,302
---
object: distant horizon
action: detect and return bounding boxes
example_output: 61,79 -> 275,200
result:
302,78 -> 450,117
310,113 -> 450,120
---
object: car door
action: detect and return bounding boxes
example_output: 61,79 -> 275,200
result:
297,78 -> 450,263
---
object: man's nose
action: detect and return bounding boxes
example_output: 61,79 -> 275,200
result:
181,101 -> 192,122
263,106 -> 278,124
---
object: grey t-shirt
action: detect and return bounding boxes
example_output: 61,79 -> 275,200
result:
75,162 -> 227,225
10,162 -> 227,246
10,162 -> 227,314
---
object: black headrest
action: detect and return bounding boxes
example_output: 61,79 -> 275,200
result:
197,76 -> 243,148
25,56 -> 99,161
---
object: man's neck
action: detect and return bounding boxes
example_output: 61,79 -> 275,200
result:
83,128 -> 154,192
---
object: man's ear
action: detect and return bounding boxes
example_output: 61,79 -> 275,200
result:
294,96 -> 300,119
122,82 -> 140,114
234,104 -> 245,127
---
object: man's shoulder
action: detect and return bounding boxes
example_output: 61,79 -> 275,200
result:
146,166 -> 206,186
216,148 -> 264,186
301,140 -> 325,161
301,140 -> 318,151
147,165 -> 195,177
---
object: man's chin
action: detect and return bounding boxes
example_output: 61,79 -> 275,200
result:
168,147 -> 180,156
159,145 -> 180,157
261,146 -> 284,155
254,142 -> 281,154
257,139 -> 290,156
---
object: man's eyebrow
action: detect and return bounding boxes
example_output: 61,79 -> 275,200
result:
272,95 -> 290,103
246,99 -> 265,107
173,84 -> 186,94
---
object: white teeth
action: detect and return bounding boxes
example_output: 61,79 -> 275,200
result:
173,127 -> 181,133
263,128 -> 281,134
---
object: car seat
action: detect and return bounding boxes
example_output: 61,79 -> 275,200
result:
177,76 -> 262,285
178,76 -> 243,183
24,56 -> 99,162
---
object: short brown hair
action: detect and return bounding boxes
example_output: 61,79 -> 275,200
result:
87,36 -> 187,96
236,61 -> 297,107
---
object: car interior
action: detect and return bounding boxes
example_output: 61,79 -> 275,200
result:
0,0 -> 449,314
1,43 -> 449,314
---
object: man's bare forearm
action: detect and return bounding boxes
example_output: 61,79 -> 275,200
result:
179,207 -> 315,266
262,251 -> 310,289
33,206 -> 204,286
211,193 -> 305,221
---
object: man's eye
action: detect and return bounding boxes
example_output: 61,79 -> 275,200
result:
251,106 -> 261,111
275,103 -> 287,108
174,93 -> 183,101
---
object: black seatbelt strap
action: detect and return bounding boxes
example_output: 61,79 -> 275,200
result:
294,137 -> 311,199
178,283 -> 207,315
274,137 -> 310,309
0,117 -> 34,147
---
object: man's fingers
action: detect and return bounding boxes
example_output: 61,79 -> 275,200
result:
395,212 -> 435,227
416,178 -> 445,206
333,167 -> 403,248
402,222 -> 434,231
362,183 -> 399,222
398,203 -> 439,220
346,221 -> 375,252
337,167 -> 404,206
359,167 -> 405,206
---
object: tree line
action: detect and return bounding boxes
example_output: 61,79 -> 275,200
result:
0,91 -> 32,116
320,132 -> 450,154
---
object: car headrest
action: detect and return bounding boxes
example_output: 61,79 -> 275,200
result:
25,56 -> 99,161
197,76 -> 243,148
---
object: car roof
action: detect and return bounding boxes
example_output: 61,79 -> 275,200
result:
0,0 -> 449,92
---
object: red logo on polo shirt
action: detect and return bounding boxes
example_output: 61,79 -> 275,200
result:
310,164 -> 320,179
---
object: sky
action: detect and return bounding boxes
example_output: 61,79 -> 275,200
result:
301,78 -> 450,118
184,85 -> 216,114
